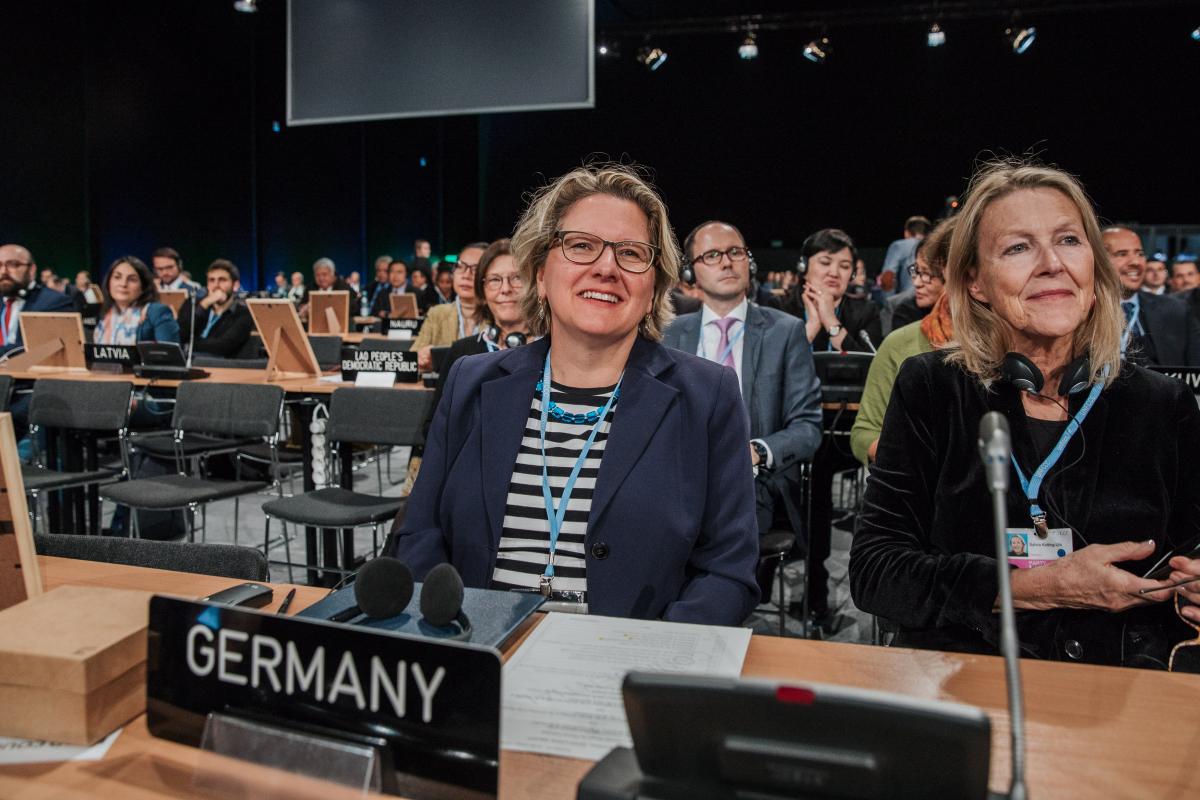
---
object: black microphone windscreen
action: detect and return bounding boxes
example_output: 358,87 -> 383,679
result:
355,557 -> 414,619
420,563 -> 465,627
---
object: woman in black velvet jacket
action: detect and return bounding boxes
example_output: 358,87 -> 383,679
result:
850,160 -> 1200,668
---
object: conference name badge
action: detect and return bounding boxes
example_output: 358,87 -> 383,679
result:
1005,527 -> 1073,569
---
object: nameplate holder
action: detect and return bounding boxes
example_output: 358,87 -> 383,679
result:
388,318 -> 423,335
341,349 -> 420,384
86,343 -> 140,372
355,371 -> 397,388
146,596 -> 501,797
1150,365 -> 1200,396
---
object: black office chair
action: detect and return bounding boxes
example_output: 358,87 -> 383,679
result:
101,382 -> 285,543
261,387 -> 434,581
307,335 -> 343,371
35,533 -> 268,581
24,380 -> 134,533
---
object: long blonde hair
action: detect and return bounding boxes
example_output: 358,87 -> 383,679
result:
943,158 -> 1123,389
511,163 -> 680,341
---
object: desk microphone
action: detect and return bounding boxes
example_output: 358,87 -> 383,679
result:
858,330 -> 877,354
328,556 -> 414,622
977,411 -> 1028,800
184,287 -> 198,371
419,563 -> 473,640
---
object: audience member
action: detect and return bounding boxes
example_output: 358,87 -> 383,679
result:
95,256 -> 179,344
1103,227 -> 1200,366
177,259 -> 253,357
0,243 -> 74,354
1142,254 -> 1168,295
76,270 -> 103,304
851,159 -> 1200,667
425,264 -> 456,308
668,279 -> 702,315
771,229 -> 883,352
412,243 -> 488,370
287,271 -> 306,303
270,271 -> 288,298
151,246 -> 205,298
878,215 -> 931,293
1171,256 -> 1199,293
346,270 -> 362,295
304,257 -> 359,314
410,268 -> 432,312
394,164 -> 759,625
851,217 -> 956,465
411,239 -> 433,283
362,255 -> 391,312
663,221 -> 822,539
369,259 -> 412,318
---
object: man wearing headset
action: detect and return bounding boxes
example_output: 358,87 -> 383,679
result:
0,243 -> 74,356
663,221 -> 823,538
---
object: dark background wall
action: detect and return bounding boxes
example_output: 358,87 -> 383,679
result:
4,1 -> 1198,289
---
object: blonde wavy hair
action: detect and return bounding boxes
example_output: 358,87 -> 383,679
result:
511,163 -> 681,341
943,158 -> 1123,389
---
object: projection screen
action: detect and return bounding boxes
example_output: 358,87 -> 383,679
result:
287,0 -> 594,126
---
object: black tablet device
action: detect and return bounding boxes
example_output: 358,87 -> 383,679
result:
812,351 -> 874,404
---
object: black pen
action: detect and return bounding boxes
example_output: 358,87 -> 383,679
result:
277,587 -> 297,614
1139,575 -> 1200,595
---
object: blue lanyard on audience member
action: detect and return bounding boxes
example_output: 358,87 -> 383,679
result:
1009,378 -> 1103,533
0,299 -> 13,345
1119,294 -> 1141,354
538,350 -> 622,585
200,311 -> 222,338
698,320 -> 745,366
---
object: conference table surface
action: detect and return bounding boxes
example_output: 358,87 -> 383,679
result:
3,556 -> 1198,799
0,365 -> 429,395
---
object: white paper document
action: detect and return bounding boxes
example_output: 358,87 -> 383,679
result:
501,613 -> 751,760
0,728 -> 121,765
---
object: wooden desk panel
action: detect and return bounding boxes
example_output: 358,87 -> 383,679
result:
0,366 -> 431,395
9,556 -> 1199,799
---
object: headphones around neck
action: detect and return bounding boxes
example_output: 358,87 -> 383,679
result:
482,324 -> 527,350
999,352 -> 1092,397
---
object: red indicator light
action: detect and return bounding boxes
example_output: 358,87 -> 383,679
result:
775,686 -> 816,705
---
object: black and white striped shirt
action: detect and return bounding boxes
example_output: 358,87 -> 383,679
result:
491,382 -> 617,595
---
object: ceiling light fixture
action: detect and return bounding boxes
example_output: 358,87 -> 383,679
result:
803,36 -> 831,64
738,31 -> 759,60
927,22 -> 946,47
637,45 -> 668,72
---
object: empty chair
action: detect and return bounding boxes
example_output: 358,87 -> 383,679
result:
261,387 -> 434,581
101,382 -> 285,542
24,379 -> 134,533
307,335 -> 343,371
35,533 -> 268,581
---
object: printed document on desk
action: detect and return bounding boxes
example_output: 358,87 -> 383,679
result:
501,613 -> 751,760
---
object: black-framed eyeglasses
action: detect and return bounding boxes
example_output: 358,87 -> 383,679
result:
692,246 -> 750,266
906,263 -> 942,284
453,261 -> 478,276
482,273 -> 524,291
0,260 -> 31,271
554,230 -> 658,274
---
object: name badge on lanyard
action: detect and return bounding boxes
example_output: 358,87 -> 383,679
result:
1005,527 -> 1073,568
1009,379 -> 1103,538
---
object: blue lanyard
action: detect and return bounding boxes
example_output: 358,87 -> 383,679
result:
0,300 -> 13,345
1009,378 -> 1104,528
200,311 -> 222,338
538,351 -> 622,580
699,319 -> 745,366
1120,297 -> 1141,354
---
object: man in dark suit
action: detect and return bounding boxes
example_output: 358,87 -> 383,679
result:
1104,227 -> 1200,366
177,259 -> 254,358
663,221 -> 823,538
0,243 -> 75,355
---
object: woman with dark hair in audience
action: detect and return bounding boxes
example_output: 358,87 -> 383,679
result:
772,228 -> 882,353
851,159 -> 1200,669
394,164 -> 759,625
95,256 -> 179,344
850,216 -> 957,465
412,243 -> 489,371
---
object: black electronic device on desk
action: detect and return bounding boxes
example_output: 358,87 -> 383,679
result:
578,673 -> 993,800
422,345 -> 452,388
132,342 -> 210,380
812,351 -> 873,404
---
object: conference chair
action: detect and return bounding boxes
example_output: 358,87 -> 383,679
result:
307,335 -> 343,371
755,462 -> 812,637
100,382 -> 285,543
23,379 -> 133,534
260,387 -> 434,582
35,533 -> 268,581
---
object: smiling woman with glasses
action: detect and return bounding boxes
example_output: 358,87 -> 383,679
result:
392,163 -> 760,625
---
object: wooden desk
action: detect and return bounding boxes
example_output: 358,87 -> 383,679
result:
4,556 -> 1197,799
0,365 -> 427,396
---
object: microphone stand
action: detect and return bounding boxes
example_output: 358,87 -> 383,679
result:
858,330 -> 877,354
980,414 -> 1028,800
185,286 -> 198,371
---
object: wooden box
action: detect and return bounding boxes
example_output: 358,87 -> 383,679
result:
0,585 -> 151,744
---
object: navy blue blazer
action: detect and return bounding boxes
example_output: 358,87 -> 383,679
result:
95,302 -> 180,344
1,284 -> 75,354
394,335 -> 761,626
